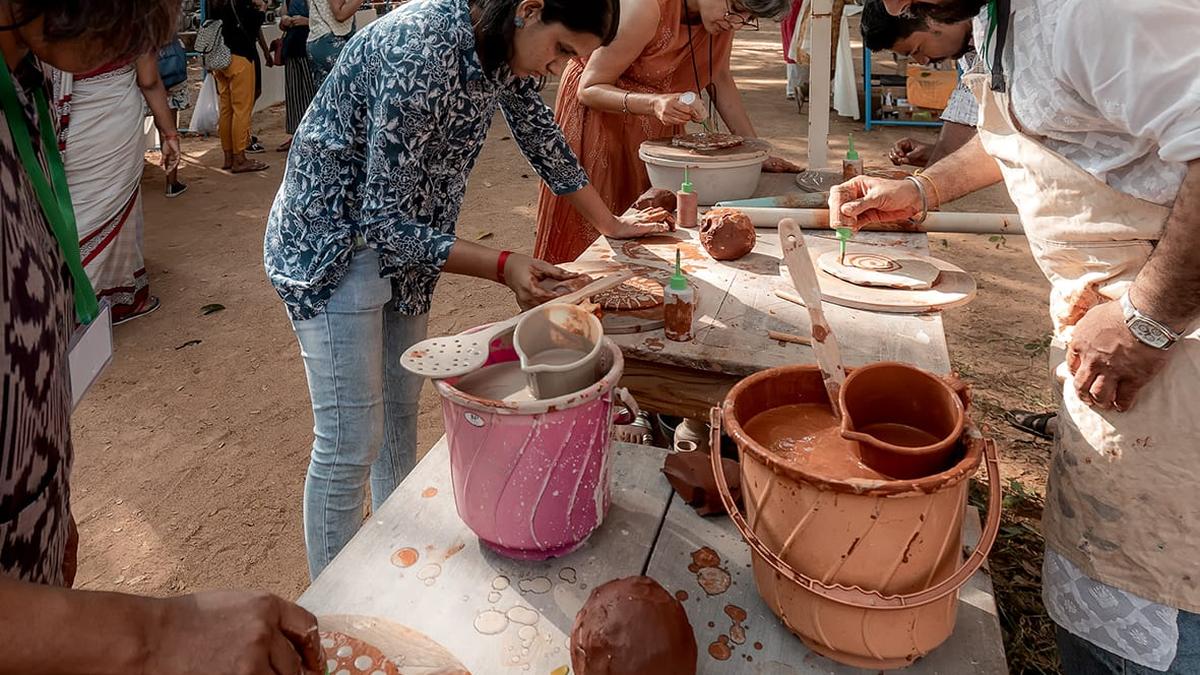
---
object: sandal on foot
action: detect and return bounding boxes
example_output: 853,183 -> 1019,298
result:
1005,409 -> 1056,441
113,296 -> 162,326
232,160 -> 269,173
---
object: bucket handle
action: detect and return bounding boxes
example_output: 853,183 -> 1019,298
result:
710,406 -> 1002,610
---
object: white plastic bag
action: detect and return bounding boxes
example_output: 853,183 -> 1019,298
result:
191,74 -> 219,135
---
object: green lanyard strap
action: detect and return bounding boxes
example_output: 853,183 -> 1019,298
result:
0,53 -> 99,324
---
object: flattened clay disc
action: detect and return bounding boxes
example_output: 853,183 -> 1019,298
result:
817,251 -> 940,290
671,132 -> 744,151
592,276 -> 664,311
321,630 -> 403,675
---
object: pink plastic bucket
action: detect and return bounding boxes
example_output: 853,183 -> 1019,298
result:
434,337 -> 624,560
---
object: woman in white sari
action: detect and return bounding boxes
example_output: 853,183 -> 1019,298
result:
52,53 -> 180,324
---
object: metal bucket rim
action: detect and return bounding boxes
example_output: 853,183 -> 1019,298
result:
434,338 -> 624,416
723,364 -> 982,496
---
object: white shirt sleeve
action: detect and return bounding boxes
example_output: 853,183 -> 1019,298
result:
1053,0 -> 1200,164
940,52 -> 979,127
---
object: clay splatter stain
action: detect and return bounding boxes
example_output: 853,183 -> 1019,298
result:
390,547 -> 419,568
518,576 -> 553,594
754,641 -> 763,650
492,575 -> 511,591
558,567 -> 577,584
644,337 -> 665,352
708,635 -> 733,661
689,547 -> 721,573
474,609 -> 508,635
675,590 -> 689,603
417,563 -> 442,586
725,604 -> 747,645
690,547 -> 732,595
421,486 -> 438,498
444,541 -> 466,560
811,324 -> 829,343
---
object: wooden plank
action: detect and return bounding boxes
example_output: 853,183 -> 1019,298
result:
620,358 -> 740,421
299,438 -> 674,673
644,501 -> 1009,674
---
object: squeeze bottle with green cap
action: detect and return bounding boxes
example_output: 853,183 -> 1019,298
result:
842,133 -> 864,182
676,165 -> 699,228
663,248 -> 695,342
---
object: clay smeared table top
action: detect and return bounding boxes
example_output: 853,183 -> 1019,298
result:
299,436 -> 1009,674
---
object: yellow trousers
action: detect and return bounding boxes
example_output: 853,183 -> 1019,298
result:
213,55 -> 255,154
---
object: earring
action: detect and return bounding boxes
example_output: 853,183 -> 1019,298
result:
514,15 -> 525,27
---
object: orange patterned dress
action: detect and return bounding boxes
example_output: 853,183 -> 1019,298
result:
533,0 -> 733,263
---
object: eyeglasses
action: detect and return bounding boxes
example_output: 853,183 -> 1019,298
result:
724,3 -> 760,30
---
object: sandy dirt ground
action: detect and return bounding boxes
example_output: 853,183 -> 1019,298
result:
71,26 -> 1053,610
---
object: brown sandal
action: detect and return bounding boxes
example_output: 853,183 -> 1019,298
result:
231,160 -> 269,173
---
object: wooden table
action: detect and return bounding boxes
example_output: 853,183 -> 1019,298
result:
300,438 -> 1008,674
570,174 -> 952,420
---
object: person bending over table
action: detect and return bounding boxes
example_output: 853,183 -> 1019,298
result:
0,1 -> 324,672
265,0 -> 669,580
833,0 -> 1200,670
533,0 -> 801,264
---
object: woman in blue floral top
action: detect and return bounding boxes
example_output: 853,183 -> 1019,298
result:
265,0 -> 668,578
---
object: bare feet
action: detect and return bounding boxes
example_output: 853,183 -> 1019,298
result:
222,151 -> 234,171
231,159 -> 269,173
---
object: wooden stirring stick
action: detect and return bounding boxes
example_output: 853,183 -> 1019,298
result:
778,218 -> 848,418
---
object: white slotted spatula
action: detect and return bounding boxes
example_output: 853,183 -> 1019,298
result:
400,271 -> 634,379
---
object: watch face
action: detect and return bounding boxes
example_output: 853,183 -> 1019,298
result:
1130,318 -> 1171,349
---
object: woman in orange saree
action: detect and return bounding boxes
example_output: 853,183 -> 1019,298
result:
534,0 -> 797,264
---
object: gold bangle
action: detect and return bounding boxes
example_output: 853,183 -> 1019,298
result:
622,91 -> 632,115
914,171 -> 943,209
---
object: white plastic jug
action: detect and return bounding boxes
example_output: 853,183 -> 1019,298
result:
513,304 -> 604,399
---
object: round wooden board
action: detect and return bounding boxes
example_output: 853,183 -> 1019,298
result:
783,250 -> 976,313
319,615 -> 470,675
640,137 -> 771,163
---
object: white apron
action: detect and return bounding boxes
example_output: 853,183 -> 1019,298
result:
970,72 -> 1200,611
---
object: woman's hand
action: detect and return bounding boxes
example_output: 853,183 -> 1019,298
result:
652,94 -> 698,126
828,176 -> 923,231
143,591 -> 324,675
606,211 -> 673,238
504,254 -> 583,310
161,133 -> 181,174
761,155 -> 803,173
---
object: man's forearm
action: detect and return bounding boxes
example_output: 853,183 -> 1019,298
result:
927,122 -> 977,168
921,134 -> 1004,207
0,577 -> 156,675
1129,159 -> 1200,332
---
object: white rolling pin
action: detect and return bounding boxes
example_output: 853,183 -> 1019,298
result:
726,206 -> 1024,235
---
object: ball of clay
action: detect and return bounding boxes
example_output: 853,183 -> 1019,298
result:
630,187 -> 677,213
571,576 -> 698,675
699,208 -> 755,261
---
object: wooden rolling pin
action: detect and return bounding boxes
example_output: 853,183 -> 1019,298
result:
730,206 -> 1024,235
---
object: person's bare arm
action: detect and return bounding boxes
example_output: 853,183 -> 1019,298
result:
0,578 -> 323,675
562,183 -> 671,239
926,121 -> 977,167
135,53 -> 180,173
577,0 -> 695,124
329,0 -> 363,24
831,134 -> 1003,229
1132,160 -> 1200,328
443,239 -> 581,308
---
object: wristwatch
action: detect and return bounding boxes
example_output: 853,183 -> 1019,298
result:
1120,293 -> 1180,350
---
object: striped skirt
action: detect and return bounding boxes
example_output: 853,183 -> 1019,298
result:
284,53 -> 317,135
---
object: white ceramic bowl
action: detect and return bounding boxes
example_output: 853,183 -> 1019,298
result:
639,148 -> 767,206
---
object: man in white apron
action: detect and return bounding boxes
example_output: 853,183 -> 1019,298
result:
831,0 -> 1200,671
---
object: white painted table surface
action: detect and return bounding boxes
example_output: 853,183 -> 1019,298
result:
574,227 -> 951,378
300,437 -> 1008,674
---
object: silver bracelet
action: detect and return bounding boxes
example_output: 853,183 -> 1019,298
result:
622,91 -> 632,115
905,175 -> 929,226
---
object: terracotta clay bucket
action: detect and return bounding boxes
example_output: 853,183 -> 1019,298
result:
712,365 -> 1001,669
839,362 -> 967,480
435,338 -> 623,560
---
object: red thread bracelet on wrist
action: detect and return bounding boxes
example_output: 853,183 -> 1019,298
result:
497,250 -> 512,284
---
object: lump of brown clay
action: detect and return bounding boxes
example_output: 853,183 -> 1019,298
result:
699,208 -> 755,261
571,576 -> 698,675
662,452 -> 741,517
630,187 -> 677,213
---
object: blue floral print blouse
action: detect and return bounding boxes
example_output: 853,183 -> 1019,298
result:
264,0 -> 589,320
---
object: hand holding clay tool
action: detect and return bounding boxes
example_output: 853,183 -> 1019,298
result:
777,217 -> 847,417
400,271 -> 632,379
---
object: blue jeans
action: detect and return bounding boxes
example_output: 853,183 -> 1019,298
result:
290,248 -> 428,579
1058,611 -> 1200,674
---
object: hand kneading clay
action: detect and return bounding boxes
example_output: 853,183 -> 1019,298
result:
699,208 -> 755,261
571,576 -> 698,675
